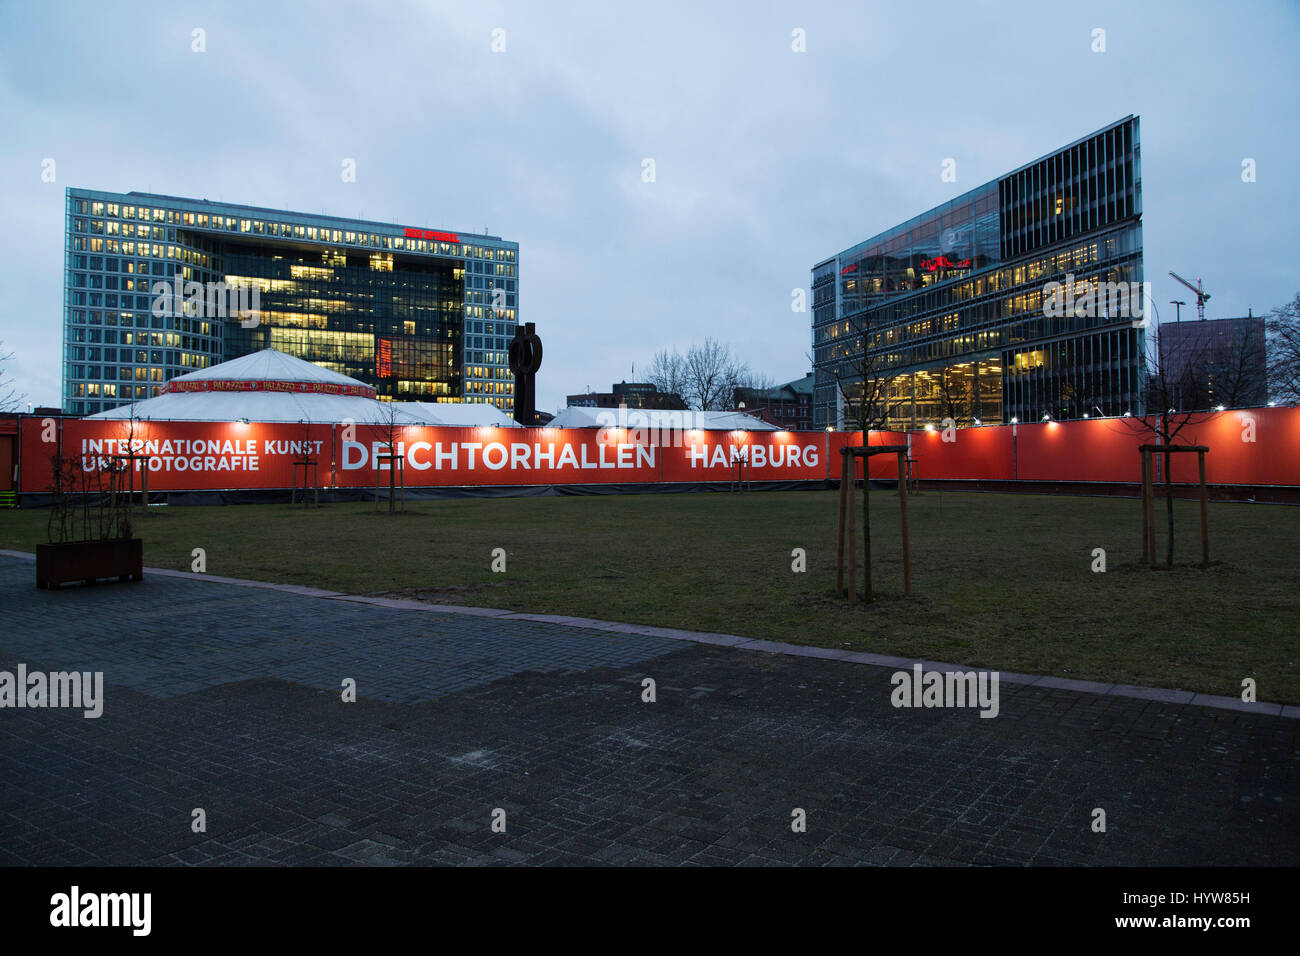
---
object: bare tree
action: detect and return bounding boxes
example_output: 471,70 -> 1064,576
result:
831,322 -> 908,434
935,367 -> 973,426
373,401 -> 409,513
829,314 -> 908,602
0,343 -> 26,412
647,340 -> 775,410
1266,292 -> 1300,403
645,348 -> 689,404
682,338 -> 748,410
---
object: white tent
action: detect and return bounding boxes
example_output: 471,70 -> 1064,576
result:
88,348 -> 518,427
546,406 -> 779,431
148,348 -> 363,389
387,401 -> 519,428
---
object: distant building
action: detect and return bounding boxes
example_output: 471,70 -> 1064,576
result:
812,116 -> 1145,428
734,373 -> 814,430
1157,314 -> 1268,408
63,188 -> 519,416
566,381 -> 687,409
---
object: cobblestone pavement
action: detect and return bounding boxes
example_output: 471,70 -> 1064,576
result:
0,555 -> 1296,866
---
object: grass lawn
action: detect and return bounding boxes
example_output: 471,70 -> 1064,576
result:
4,489 -> 1298,702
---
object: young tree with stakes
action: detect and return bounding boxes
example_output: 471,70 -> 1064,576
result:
827,316 -> 907,602
1123,322 -> 1217,568
374,401 -> 408,513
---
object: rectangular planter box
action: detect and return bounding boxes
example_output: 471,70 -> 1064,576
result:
35,538 -> 143,589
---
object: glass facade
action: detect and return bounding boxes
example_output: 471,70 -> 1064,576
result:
62,189 -> 519,414
221,245 -> 462,399
812,116 -> 1144,429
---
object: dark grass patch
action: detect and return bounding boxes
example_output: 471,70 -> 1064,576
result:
3,490 -> 1297,701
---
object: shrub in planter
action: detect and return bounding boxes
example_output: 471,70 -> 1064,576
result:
36,450 -> 143,589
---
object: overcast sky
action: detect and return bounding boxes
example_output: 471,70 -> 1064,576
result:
2,0 -> 1298,412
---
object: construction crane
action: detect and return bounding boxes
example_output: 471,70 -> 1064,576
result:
1169,272 -> 1211,321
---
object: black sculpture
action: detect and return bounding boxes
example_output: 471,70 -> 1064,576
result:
508,322 -> 543,425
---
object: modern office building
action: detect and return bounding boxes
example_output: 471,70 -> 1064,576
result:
811,116 -> 1144,429
62,188 -> 519,415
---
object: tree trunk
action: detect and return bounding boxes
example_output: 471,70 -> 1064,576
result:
1164,450 -> 1174,568
1161,412 -> 1174,568
862,430 -> 872,602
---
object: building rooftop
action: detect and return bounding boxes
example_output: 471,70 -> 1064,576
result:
814,115 -> 1136,268
740,373 -> 814,402
68,187 -> 512,244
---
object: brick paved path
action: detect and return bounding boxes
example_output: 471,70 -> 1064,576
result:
0,555 -> 1295,865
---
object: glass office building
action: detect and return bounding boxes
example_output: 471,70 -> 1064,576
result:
62,189 -> 519,414
812,116 -> 1144,429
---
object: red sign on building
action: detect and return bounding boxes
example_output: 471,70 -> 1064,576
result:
920,255 -> 972,272
403,227 -> 462,244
